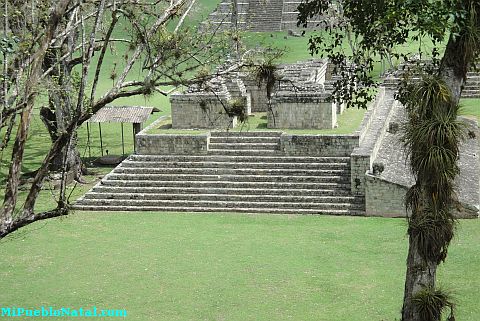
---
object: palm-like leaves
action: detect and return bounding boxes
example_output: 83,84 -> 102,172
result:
401,74 -> 465,263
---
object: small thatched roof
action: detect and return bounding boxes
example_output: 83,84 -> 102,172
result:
89,106 -> 153,123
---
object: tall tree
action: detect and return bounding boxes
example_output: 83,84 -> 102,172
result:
297,1 -> 479,321
0,0 -> 243,238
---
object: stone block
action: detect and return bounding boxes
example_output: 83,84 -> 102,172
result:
171,93 -> 237,129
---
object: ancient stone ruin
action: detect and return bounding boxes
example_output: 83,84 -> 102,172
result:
74,59 -> 480,218
170,59 -> 343,130
203,0 -> 323,32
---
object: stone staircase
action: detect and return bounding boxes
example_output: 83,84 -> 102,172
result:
463,71 -> 480,98
383,68 -> 480,98
74,132 -> 365,215
247,0 -> 284,32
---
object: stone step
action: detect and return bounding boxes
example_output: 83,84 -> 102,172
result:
208,136 -> 280,144
106,173 -> 350,183
82,192 -> 363,204
208,149 -> 281,156
90,186 -> 353,196
114,167 -> 349,176
75,198 -> 364,210
462,89 -> 480,94
210,131 -> 283,137
100,179 -> 351,189
208,142 -> 280,150
72,205 -> 366,216
128,154 -> 350,164
121,161 -> 350,170
462,93 -> 480,98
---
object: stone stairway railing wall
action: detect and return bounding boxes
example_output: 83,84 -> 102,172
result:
350,88 -> 396,196
364,94 -> 479,218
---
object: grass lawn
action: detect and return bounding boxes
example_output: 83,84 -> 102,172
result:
460,98 -> 480,121
0,213 -> 478,321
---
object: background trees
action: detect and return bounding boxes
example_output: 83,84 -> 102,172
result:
298,1 -> 479,320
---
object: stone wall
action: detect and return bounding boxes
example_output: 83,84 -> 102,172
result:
268,92 -> 336,129
136,134 -> 210,155
280,134 -> 359,156
365,173 -> 479,218
350,88 -> 390,196
204,0 -> 324,32
365,173 -> 408,217
242,78 -> 269,112
350,153 -> 371,195
170,93 -> 237,129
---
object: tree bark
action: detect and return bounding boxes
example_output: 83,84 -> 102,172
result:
401,235 -> 438,321
41,47 -> 83,178
0,0 -> 72,234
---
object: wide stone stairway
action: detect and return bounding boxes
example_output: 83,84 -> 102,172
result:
74,132 -> 365,215
246,0 -> 284,32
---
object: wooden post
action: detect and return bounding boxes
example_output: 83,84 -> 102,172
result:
86,122 -> 91,158
121,122 -> 125,156
99,123 -> 104,156
133,123 -> 141,153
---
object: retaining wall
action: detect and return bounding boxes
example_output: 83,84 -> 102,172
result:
280,134 -> 358,156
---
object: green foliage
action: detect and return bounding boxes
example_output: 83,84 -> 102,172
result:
412,286 -> 455,321
252,60 -> 279,100
408,206 -> 456,264
227,98 -> 248,122
296,0 -> 480,109
401,75 -> 465,265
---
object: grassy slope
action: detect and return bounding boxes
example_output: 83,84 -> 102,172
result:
0,214 -> 478,321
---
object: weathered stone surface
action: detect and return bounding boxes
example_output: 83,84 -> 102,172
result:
280,134 -> 359,156
369,98 -> 480,218
170,93 -> 237,129
269,97 -> 337,129
136,133 -> 210,155
201,0 -> 324,32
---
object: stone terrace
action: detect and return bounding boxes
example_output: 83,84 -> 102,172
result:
75,130 -> 365,215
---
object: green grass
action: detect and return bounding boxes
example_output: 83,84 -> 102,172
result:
459,98 -> 480,121
0,213 -> 478,321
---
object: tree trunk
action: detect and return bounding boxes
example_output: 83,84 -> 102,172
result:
0,0 -> 72,234
400,14 -> 476,319
41,42 -> 83,179
401,236 -> 437,321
